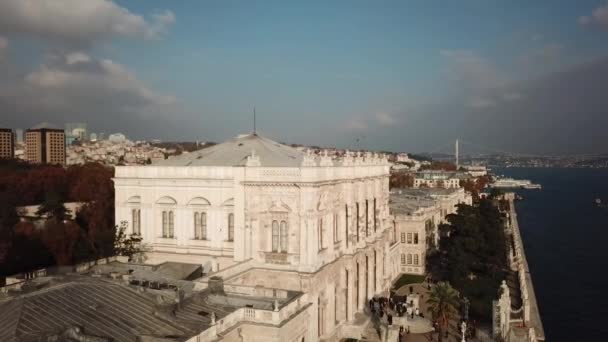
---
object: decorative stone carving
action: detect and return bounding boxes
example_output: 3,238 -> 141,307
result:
246,149 -> 261,167
301,149 -> 316,167
319,150 -> 333,167
342,150 -> 353,166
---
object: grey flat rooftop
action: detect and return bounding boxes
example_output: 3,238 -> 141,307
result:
391,187 -> 461,197
389,191 -> 438,215
154,133 -> 304,167
0,262 -> 301,342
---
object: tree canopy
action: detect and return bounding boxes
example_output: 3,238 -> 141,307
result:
0,160 -> 120,276
427,199 -> 507,321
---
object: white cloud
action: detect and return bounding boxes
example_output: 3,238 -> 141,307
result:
0,0 -> 175,45
18,53 -> 175,111
375,112 -> 395,126
579,3 -> 608,29
65,52 -> 91,65
468,97 -> 496,109
440,49 -> 507,91
344,118 -> 368,132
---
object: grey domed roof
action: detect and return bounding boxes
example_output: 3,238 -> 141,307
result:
154,133 -> 304,167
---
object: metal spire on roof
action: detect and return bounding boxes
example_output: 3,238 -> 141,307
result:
253,106 -> 256,135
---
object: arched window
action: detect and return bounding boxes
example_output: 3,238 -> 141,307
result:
162,211 -> 167,237
356,202 -> 360,242
201,212 -> 207,240
132,209 -> 141,235
194,212 -> 200,239
407,253 -> 412,265
194,212 -> 207,240
228,213 -> 234,241
345,204 -> 349,247
162,211 -> 174,238
414,254 -> 419,265
280,221 -> 288,253
272,220 -> 279,252
168,211 -> 174,238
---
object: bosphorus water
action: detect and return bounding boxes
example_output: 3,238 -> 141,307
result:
495,167 -> 608,341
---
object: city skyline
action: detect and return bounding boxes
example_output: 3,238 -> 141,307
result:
1,0 -> 608,154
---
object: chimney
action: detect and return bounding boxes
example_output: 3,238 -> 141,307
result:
208,276 -> 225,295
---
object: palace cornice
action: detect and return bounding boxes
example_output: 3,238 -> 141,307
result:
241,175 -> 387,188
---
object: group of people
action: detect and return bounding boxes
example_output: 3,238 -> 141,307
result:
368,296 -> 394,326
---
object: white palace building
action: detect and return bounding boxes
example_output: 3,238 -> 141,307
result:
113,133 -> 460,341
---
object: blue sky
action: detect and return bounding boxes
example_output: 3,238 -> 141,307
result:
2,0 -> 608,153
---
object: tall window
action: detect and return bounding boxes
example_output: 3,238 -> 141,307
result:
345,205 -> 349,247
280,221 -> 288,253
228,213 -> 234,241
414,233 -> 419,244
168,211 -> 174,238
407,253 -> 412,265
355,263 -> 359,309
365,200 -> 369,236
272,220 -> 289,253
272,221 -> 279,252
414,254 -> 419,265
162,210 -> 174,238
318,297 -> 322,337
318,218 -> 324,250
132,209 -> 141,235
373,198 -> 377,232
407,233 -> 412,244
334,286 -> 338,324
401,233 -> 406,243
162,211 -> 167,237
356,203 -> 360,242
345,269 -> 349,321
194,212 -> 207,240
401,254 -> 406,264
333,213 -> 339,243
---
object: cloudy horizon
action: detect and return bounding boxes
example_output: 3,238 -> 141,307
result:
1,0 -> 608,155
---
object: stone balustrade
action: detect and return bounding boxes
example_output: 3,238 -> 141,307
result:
186,296 -> 310,341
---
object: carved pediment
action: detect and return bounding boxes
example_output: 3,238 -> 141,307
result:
269,200 -> 290,213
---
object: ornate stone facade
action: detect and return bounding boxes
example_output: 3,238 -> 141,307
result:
114,134 -> 397,341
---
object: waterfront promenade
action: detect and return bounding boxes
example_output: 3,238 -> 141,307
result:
506,195 -> 545,341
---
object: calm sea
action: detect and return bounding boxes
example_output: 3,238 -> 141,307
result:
495,167 -> 608,341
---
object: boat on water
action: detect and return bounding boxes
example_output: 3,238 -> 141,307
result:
491,177 -> 542,190
596,198 -> 608,208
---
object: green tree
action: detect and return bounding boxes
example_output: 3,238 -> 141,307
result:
427,282 -> 460,342
113,221 -> 144,262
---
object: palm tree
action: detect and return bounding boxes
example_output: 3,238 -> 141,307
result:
427,282 -> 460,342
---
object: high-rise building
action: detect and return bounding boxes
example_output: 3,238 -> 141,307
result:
0,128 -> 15,159
90,133 -> 97,142
25,123 -> 65,165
